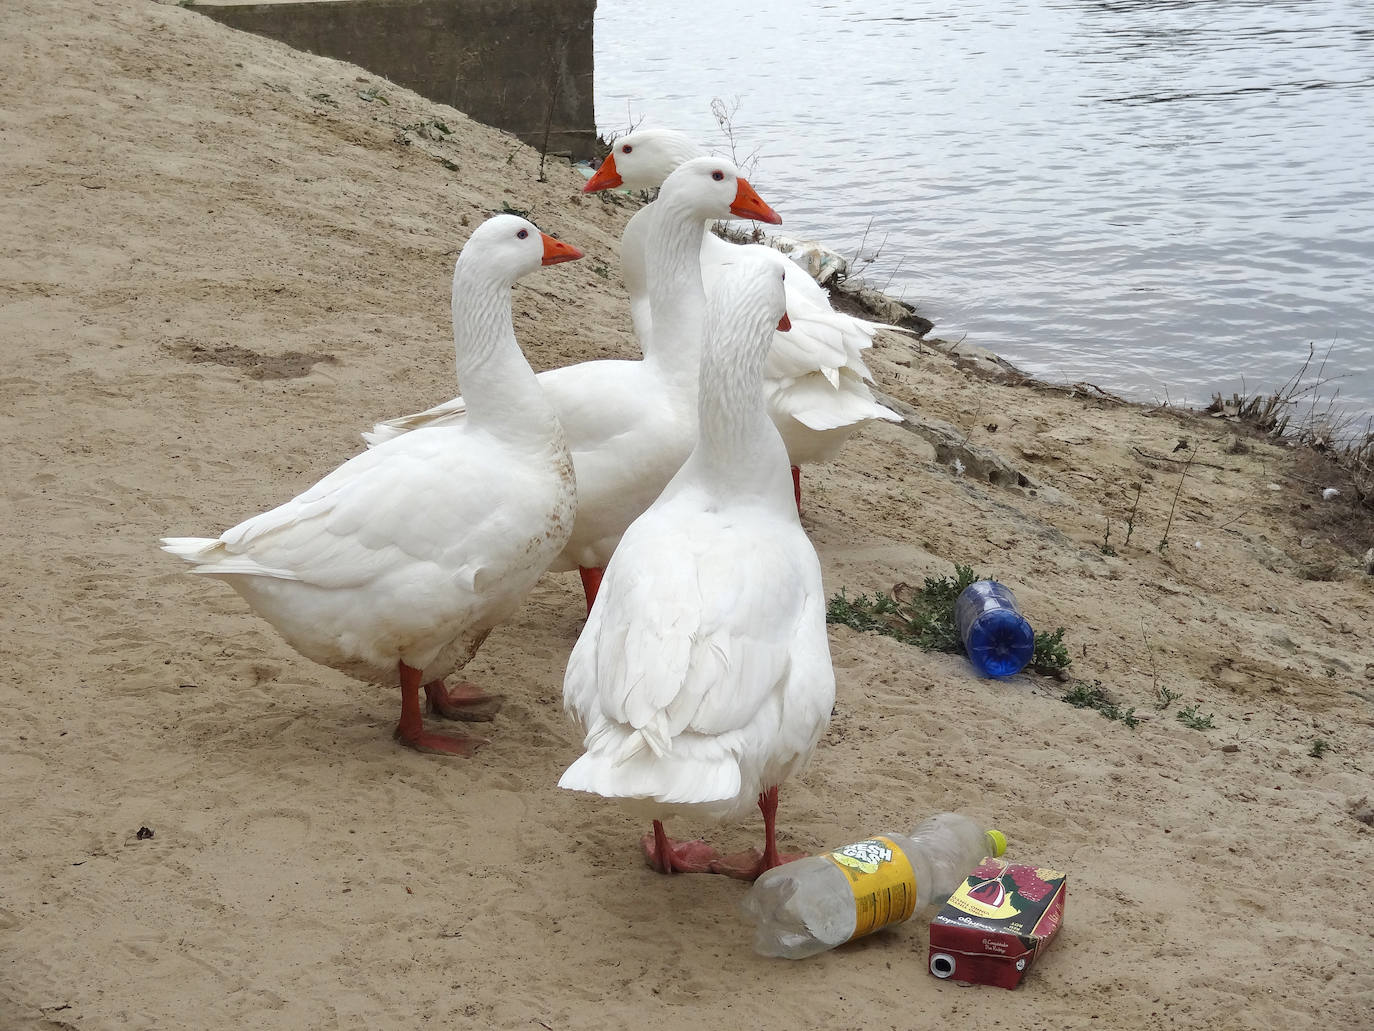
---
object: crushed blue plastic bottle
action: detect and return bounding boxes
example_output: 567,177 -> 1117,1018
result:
955,580 -> 1035,678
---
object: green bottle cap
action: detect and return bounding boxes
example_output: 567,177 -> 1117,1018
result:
984,829 -> 1007,857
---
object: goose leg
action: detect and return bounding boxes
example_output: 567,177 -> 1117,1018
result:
424,678 -> 504,722
640,820 -> 720,874
394,661 -> 488,756
711,786 -> 806,880
790,465 -> 802,515
578,566 -> 604,613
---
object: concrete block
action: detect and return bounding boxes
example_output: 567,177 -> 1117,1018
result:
193,0 -> 597,158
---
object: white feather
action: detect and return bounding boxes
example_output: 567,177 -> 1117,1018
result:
362,158 -> 764,574
607,128 -> 911,469
560,251 -> 836,828
161,215 -> 577,689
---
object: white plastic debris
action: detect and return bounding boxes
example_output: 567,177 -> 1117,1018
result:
951,457 -> 966,476
768,234 -> 850,286
1267,483 -> 1282,491
1321,487 -> 1341,501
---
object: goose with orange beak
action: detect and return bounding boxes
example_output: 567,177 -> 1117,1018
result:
560,250 -> 835,881
162,215 -> 581,757
363,158 -> 781,615
584,128 -> 903,515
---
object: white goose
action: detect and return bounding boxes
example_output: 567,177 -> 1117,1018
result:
364,157 -> 782,613
583,127 -> 903,509
161,215 -> 582,756
559,250 -> 836,880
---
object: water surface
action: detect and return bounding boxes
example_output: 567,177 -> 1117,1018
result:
594,0 -> 1374,418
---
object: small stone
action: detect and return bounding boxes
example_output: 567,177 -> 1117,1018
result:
135,826 -> 154,840
1221,743 -> 1240,754
1300,535 -> 1317,549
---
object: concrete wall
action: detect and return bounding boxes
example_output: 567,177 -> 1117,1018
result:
194,0 -> 597,158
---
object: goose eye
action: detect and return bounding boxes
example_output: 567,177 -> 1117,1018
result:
622,144 -> 633,154
516,229 -> 529,239
711,170 -> 725,181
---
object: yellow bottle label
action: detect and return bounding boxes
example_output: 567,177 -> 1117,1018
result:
826,836 -> 918,941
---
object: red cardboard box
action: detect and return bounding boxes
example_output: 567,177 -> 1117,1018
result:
928,858 -> 1067,989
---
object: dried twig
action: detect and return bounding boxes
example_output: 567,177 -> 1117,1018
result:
537,38 -> 565,182
1123,483 -> 1143,548
1158,445 -> 1200,552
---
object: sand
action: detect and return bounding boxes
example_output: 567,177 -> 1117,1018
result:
2,2 -> 1371,1029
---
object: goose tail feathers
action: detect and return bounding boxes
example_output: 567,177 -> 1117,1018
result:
559,723 -> 742,807
159,537 -> 300,579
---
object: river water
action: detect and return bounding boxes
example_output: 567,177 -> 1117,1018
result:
593,0 -> 1374,419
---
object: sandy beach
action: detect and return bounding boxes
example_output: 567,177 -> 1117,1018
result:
2,2 -> 1371,1029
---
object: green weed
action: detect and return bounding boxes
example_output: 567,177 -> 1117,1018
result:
1031,628 -> 1071,677
1062,680 -> 1139,729
825,589 -> 904,638
827,566 -> 1056,661
1153,683 -> 1182,710
1176,704 -> 1216,730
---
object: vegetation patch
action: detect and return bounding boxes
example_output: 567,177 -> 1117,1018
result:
827,565 -> 1070,677
1175,704 -> 1216,731
1206,342 -> 1373,516
1061,680 -> 1139,728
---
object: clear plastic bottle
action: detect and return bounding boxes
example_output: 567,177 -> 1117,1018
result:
955,580 -> 1035,678
741,812 -> 1007,959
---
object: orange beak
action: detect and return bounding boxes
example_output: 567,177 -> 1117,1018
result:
541,233 -> 583,265
777,312 -> 791,332
729,176 -> 782,224
582,153 -> 623,193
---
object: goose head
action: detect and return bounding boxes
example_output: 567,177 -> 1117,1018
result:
583,128 -> 705,192
742,245 -> 795,331
717,249 -> 794,345
657,155 -> 783,226
457,214 -> 583,285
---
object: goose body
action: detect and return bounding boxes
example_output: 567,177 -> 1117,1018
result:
161,215 -> 581,755
560,251 -> 836,879
584,128 -> 903,477
364,158 -> 782,609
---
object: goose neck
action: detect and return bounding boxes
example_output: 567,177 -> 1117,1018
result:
691,311 -> 788,493
449,264 -> 557,444
643,206 -> 708,383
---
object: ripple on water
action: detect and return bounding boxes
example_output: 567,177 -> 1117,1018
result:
595,0 -> 1374,414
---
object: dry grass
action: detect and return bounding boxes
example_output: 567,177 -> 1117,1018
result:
1206,343 -> 1374,514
